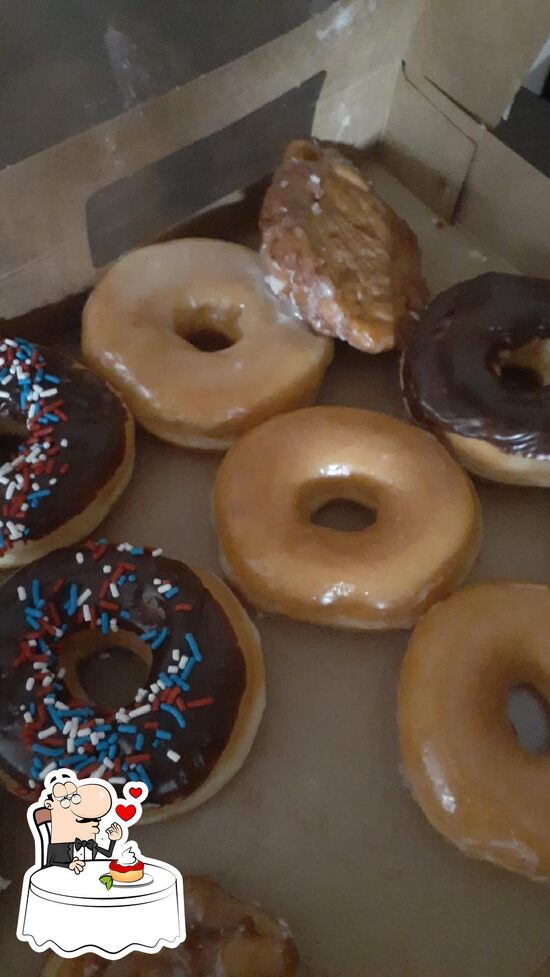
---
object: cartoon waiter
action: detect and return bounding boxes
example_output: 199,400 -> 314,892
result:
43,771 -> 122,873
18,769 -> 186,959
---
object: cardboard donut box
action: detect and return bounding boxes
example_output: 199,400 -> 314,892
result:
1,2 -> 550,975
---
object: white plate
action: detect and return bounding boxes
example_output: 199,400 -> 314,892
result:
111,872 -> 153,888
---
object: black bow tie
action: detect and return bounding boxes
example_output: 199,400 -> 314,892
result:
74,838 -> 96,853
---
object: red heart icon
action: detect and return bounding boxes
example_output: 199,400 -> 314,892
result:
128,787 -> 142,799
115,803 -> 136,822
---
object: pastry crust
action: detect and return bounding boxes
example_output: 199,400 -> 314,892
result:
260,140 -> 428,353
444,430 -> 550,487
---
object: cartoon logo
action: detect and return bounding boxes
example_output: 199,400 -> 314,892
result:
17,769 -> 185,959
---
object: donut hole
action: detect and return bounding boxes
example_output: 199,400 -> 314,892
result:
301,478 -> 377,532
312,499 -> 377,532
507,685 -> 550,754
492,339 -> 550,391
174,304 -> 242,352
61,631 -> 152,710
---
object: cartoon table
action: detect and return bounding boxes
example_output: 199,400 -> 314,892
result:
20,860 -> 182,956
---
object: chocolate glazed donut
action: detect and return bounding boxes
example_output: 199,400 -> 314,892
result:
0,541 -> 265,820
0,338 -> 134,565
400,274 -> 550,485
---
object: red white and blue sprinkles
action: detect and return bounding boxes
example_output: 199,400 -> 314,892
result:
15,541 -> 215,794
0,338 -> 70,555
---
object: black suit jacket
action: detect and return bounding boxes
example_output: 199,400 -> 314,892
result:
46,838 -> 115,868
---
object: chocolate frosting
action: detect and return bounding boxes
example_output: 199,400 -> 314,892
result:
400,274 -> 550,457
0,339 -> 129,556
0,542 -> 246,806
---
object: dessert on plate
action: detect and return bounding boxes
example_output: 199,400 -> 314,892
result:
108,846 -> 144,884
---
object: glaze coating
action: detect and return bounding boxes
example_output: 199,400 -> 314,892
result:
399,582 -> 550,880
213,407 -> 481,630
82,239 -> 332,450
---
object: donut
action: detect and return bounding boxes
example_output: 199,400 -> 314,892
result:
400,273 -> 550,486
399,582 -> 550,880
0,338 -> 134,567
0,540 -> 265,818
41,875 -> 299,977
260,139 -> 428,353
213,406 -> 481,630
82,239 -> 333,450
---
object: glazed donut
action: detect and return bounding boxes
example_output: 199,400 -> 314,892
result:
0,540 -> 265,818
41,875 -> 299,977
399,582 -> 550,880
260,139 -> 428,353
400,273 -> 550,486
82,240 -> 333,450
0,338 -> 133,567
213,407 -> 481,630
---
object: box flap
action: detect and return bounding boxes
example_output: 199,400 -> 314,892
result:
457,127 -> 550,278
381,67 -> 477,220
1,1 -> 339,170
0,0 -> 420,323
381,61 -> 550,276
407,0 -> 550,127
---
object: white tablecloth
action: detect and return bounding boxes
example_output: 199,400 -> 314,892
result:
20,860 -> 184,957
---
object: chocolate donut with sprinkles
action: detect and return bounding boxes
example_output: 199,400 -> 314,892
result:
0,338 -> 134,566
0,541 -> 265,818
